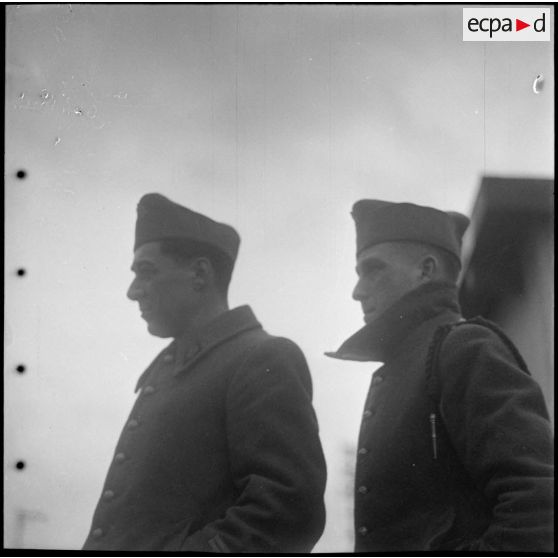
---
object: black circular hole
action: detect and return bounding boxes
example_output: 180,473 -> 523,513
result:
17,268 -> 26,277
16,364 -> 26,374
16,170 -> 27,179
15,461 -> 26,471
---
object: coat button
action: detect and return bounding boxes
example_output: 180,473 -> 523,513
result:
357,485 -> 369,494
362,409 -> 375,419
143,385 -> 155,395
103,490 -> 115,500
127,419 -> 139,429
372,375 -> 384,386
163,353 -> 174,363
92,528 -> 104,538
357,526 -> 368,536
114,452 -> 126,463
358,447 -> 368,455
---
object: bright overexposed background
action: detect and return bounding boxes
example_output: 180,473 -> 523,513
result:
4,4 -> 553,551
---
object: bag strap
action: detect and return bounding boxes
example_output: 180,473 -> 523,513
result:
427,316 -> 530,402
425,316 -> 530,459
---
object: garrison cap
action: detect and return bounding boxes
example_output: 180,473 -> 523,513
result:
134,193 -> 240,263
352,200 -> 469,263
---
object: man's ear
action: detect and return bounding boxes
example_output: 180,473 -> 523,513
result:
190,257 -> 212,291
419,255 -> 438,282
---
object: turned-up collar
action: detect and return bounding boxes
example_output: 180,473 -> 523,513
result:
325,282 -> 461,364
135,305 -> 262,392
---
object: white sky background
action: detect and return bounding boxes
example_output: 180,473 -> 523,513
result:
4,4 -> 554,551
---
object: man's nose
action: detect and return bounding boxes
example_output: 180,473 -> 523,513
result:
127,279 -> 144,301
352,278 -> 365,301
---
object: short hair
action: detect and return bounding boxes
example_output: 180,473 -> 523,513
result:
159,237 -> 234,296
391,241 -> 461,284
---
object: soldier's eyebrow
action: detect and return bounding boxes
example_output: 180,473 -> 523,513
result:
130,260 -> 157,272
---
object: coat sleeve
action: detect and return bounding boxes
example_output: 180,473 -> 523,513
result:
438,324 -> 554,552
168,336 -> 327,553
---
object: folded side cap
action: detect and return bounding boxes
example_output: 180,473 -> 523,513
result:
351,199 -> 469,261
134,193 -> 240,262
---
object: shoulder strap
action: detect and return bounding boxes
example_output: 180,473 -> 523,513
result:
425,322 -> 458,403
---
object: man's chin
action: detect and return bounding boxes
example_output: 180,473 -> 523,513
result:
146,321 -> 173,338
363,312 -> 377,325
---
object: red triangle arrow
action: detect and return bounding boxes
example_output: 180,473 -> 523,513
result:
516,19 -> 530,31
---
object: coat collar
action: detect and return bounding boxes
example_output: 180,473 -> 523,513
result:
325,282 -> 461,364
135,305 -> 262,392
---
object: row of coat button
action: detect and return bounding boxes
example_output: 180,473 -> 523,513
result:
354,373 -> 386,541
89,440 -> 133,538
355,374 -> 385,539
98,381 -> 155,527
89,364 -> 162,541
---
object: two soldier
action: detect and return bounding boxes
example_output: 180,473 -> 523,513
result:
84,193 -> 553,552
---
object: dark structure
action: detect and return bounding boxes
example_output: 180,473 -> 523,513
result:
459,176 -> 554,421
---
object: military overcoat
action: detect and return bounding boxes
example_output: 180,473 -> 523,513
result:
83,306 -> 326,552
329,282 -> 553,552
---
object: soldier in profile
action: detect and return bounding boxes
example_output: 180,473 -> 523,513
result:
328,199 -> 553,552
83,193 -> 326,552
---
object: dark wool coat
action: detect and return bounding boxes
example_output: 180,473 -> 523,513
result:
83,306 -> 326,552
329,282 -> 553,552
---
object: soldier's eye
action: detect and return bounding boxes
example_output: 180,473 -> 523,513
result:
362,263 -> 384,276
136,268 -> 157,279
